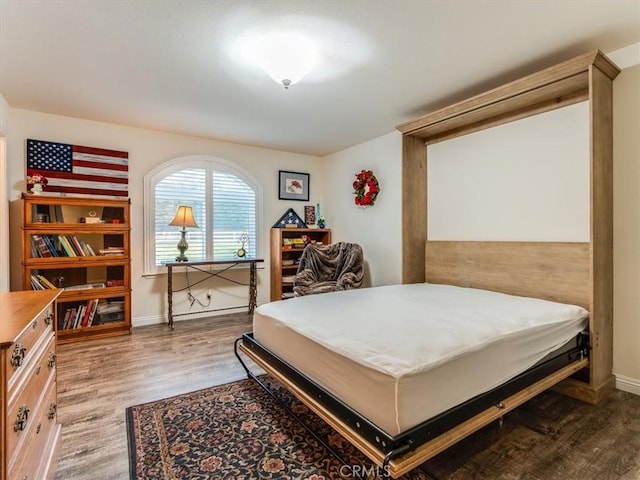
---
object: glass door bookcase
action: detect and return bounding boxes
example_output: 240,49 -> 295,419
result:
21,193 -> 131,343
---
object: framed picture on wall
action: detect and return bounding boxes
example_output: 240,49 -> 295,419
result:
279,171 -> 310,201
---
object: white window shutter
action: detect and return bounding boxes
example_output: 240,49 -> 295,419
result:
153,166 -> 257,266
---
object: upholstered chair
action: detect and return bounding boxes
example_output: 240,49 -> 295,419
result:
293,242 -> 364,296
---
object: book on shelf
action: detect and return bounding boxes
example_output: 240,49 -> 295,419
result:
64,307 -> 77,330
99,247 -> 124,255
30,238 -> 39,258
31,275 -> 45,290
60,308 -> 71,330
54,204 -> 64,223
74,305 -> 86,329
81,299 -> 93,327
36,275 -> 58,289
32,235 -> 53,257
42,235 -> 59,256
79,240 -> 95,256
87,299 -> 99,326
31,274 -> 58,290
57,235 -> 75,256
68,236 -> 84,256
64,282 -> 105,291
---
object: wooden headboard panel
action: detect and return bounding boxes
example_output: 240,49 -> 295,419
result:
425,241 -> 590,309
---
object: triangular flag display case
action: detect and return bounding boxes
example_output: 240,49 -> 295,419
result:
272,208 -> 307,229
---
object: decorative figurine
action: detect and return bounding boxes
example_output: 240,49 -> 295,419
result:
236,232 -> 248,258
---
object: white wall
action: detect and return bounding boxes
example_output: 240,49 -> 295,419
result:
428,102 -> 589,241
6,108 -> 324,325
0,94 -> 10,292
322,131 -> 402,286
613,63 -> 640,394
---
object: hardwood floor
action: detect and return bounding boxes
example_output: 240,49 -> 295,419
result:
55,314 -> 253,480
54,314 -> 640,480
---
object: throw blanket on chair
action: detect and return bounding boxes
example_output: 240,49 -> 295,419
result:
293,242 -> 364,296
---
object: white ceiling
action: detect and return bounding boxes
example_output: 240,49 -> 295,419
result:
1,1 -> 639,156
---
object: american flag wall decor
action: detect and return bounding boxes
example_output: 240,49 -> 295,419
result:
26,139 -> 128,198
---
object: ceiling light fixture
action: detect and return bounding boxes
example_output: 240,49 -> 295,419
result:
228,17 -> 372,90
255,32 -> 318,89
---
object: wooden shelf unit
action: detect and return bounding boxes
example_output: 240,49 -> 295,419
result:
270,228 -> 331,301
20,194 -> 132,343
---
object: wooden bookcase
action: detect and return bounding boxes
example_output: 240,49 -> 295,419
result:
20,194 -> 132,343
270,228 -> 331,301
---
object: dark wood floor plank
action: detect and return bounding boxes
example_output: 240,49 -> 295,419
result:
424,388 -> 640,480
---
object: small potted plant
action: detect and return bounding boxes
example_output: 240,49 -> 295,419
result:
26,174 -> 48,195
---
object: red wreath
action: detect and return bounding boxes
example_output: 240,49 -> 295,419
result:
353,170 -> 380,206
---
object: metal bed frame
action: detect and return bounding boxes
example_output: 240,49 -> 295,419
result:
235,331 -> 589,478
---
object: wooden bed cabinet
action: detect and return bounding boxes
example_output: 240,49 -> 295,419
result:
0,289 -> 61,480
270,228 -> 331,301
397,50 -> 619,405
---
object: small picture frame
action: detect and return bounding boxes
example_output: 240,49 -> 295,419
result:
279,170 -> 310,201
304,205 -> 316,225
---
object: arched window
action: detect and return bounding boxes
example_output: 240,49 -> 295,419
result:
144,156 -> 262,274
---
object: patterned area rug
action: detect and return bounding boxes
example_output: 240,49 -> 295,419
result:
126,376 -> 434,480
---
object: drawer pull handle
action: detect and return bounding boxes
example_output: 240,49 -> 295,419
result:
36,422 -> 42,434
48,352 -> 56,368
11,343 -> 27,367
44,312 -> 54,325
48,402 -> 57,420
32,319 -> 38,329
36,365 -> 41,375
14,405 -> 30,432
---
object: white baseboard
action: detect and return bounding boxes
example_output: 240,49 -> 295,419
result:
132,314 -> 165,327
615,374 -> 640,396
133,307 -> 249,328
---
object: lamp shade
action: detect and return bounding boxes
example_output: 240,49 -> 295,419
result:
169,205 -> 199,228
256,33 -> 317,89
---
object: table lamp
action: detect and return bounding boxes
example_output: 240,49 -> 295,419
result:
169,205 -> 199,262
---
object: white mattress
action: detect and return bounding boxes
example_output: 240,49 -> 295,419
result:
253,283 -> 588,436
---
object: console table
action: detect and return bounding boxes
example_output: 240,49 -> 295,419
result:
165,258 -> 263,328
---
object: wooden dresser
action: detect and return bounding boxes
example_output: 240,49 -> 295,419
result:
0,290 -> 61,480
